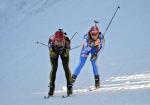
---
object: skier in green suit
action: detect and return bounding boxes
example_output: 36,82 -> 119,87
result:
48,29 -> 72,96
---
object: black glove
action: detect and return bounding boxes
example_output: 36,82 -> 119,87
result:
59,48 -> 66,54
90,54 -> 97,61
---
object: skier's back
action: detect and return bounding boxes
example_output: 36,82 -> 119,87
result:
48,29 -> 72,96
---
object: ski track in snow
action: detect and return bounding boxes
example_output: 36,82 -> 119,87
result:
33,72 -> 150,95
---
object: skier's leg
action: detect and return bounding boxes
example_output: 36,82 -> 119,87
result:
49,53 -> 59,84
48,49 -> 59,96
72,48 -> 89,84
71,74 -> 77,84
73,56 -> 87,76
94,75 -> 100,88
91,59 -> 100,88
48,83 -> 55,96
60,50 -> 72,96
91,60 -> 99,76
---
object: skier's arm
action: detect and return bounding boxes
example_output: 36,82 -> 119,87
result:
95,34 -> 105,53
65,36 -> 71,50
82,34 -> 91,51
100,34 -> 105,50
60,36 -> 71,54
90,34 -> 105,61
48,36 -> 54,50
48,38 -> 51,48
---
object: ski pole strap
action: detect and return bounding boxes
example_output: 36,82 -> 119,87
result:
71,45 -> 81,50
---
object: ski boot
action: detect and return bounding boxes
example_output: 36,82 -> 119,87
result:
95,75 -> 100,89
71,74 -> 77,85
48,83 -> 55,96
67,84 -> 73,96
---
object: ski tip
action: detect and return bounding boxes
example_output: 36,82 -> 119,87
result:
44,96 -> 47,99
44,96 -> 51,99
36,41 -> 39,44
62,95 -> 65,98
62,95 -> 72,98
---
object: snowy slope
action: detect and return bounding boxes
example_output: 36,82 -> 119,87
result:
0,0 -> 150,105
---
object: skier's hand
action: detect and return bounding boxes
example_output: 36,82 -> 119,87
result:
95,39 -> 100,46
48,44 -> 51,49
60,48 -> 66,54
89,39 -> 100,48
83,46 -> 91,52
89,42 -> 95,48
90,54 -> 97,61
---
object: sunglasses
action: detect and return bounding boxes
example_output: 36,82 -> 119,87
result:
91,31 -> 99,36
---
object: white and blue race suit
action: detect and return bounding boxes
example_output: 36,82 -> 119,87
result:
73,33 -> 105,77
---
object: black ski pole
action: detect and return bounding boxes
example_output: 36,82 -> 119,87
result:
103,6 -> 120,36
70,32 -> 78,41
36,41 -> 48,47
71,45 -> 81,50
